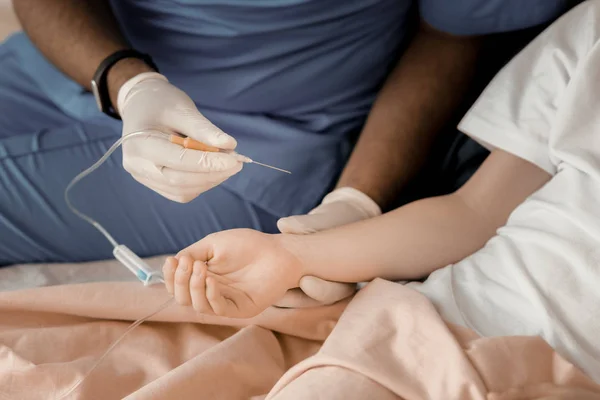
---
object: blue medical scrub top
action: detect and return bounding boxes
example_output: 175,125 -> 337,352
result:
11,0 -> 570,217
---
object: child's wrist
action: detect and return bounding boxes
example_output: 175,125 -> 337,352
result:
276,233 -> 311,285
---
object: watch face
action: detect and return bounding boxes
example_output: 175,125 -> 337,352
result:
90,80 -> 104,112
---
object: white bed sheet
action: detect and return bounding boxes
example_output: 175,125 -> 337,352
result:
0,256 -> 169,292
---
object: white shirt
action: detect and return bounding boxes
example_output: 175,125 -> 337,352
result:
411,0 -> 600,382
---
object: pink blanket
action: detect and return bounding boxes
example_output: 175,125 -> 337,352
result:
0,279 -> 598,399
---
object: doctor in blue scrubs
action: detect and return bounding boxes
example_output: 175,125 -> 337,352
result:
2,1 -> 570,299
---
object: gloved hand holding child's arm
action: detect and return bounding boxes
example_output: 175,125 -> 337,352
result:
274,187 -> 381,308
162,150 -> 551,318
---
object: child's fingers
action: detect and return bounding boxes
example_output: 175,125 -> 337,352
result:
201,270 -> 234,285
174,255 -> 194,306
205,277 -> 229,316
206,277 -> 256,318
190,261 -> 213,314
162,256 -> 178,295
179,238 -> 214,263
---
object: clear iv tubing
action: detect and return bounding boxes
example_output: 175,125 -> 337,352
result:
54,297 -> 175,400
54,130 -> 174,399
64,130 -> 166,249
64,130 -> 169,285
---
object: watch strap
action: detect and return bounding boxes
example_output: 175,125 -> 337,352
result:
91,49 -> 159,120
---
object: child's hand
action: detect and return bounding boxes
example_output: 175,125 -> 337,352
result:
162,229 -> 304,318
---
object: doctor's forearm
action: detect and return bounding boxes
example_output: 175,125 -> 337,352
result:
336,23 -> 481,209
13,0 -> 153,108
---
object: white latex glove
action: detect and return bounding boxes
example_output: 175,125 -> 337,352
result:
117,72 -> 243,203
275,187 -> 382,308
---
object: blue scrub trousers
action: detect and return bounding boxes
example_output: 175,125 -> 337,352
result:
0,40 -> 280,265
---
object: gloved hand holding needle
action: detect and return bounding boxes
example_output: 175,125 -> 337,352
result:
117,72 -> 243,203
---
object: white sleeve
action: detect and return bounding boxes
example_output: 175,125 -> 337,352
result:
458,1 -> 600,176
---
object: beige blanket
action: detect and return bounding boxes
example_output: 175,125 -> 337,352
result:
0,279 -> 598,399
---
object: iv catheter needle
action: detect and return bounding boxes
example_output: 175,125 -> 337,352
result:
169,134 -> 291,174
249,161 -> 291,174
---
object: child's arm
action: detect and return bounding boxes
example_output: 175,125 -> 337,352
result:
291,149 -> 550,283
163,149 -> 550,317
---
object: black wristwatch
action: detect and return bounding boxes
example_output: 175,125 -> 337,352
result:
91,49 -> 159,120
